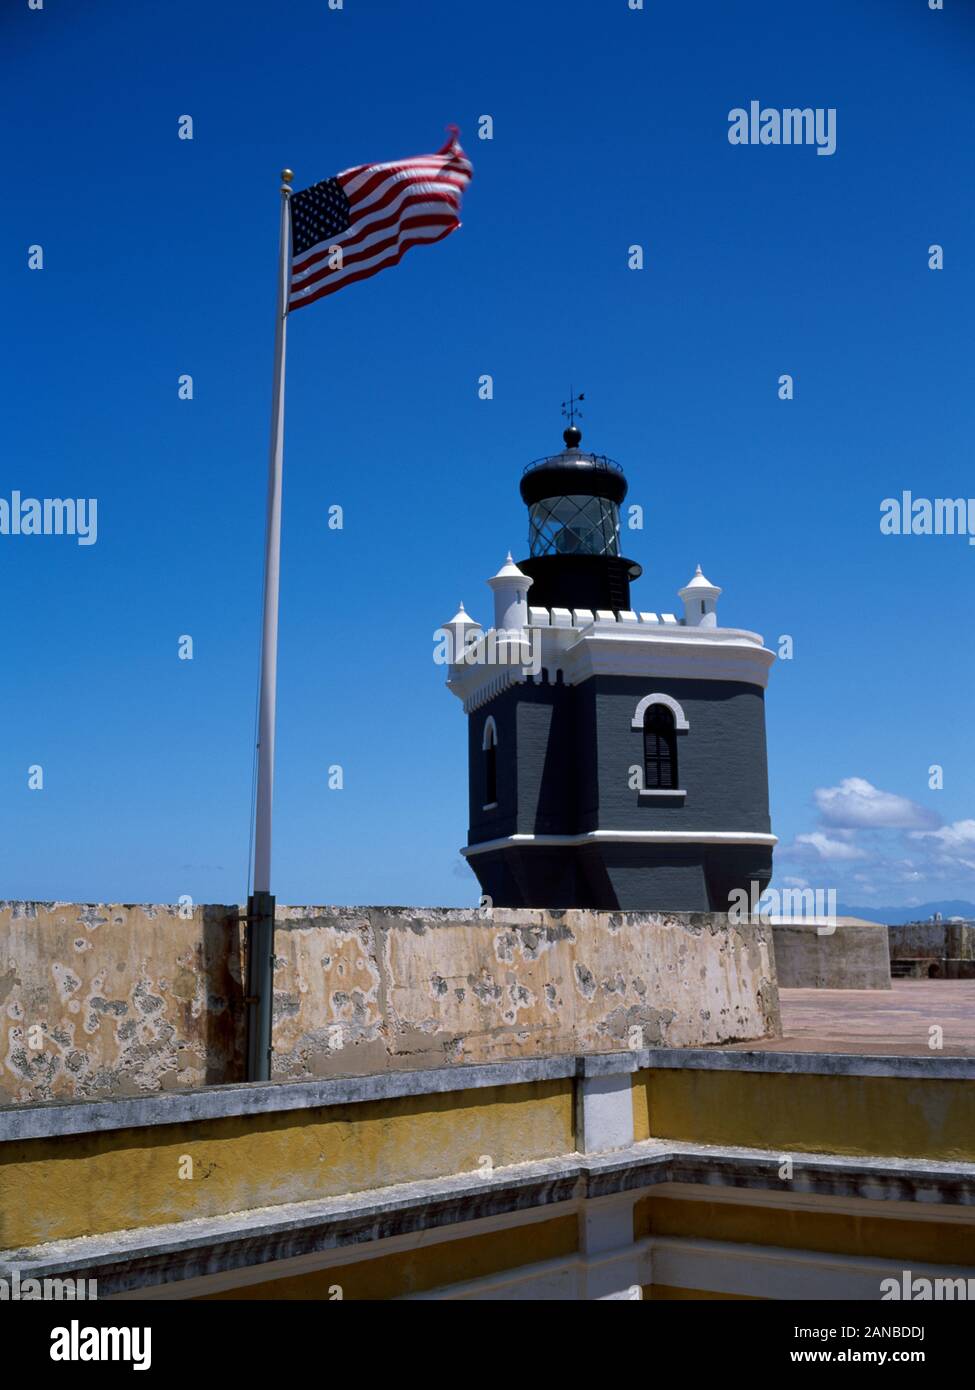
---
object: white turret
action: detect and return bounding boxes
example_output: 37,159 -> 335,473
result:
487,553 -> 533,636
679,565 -> 722,629
442,601 -> 481,665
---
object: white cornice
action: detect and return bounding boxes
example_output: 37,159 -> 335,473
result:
461,831 -> 778,857
450,668 -> 525,714
561,628 -> 774,688
445,620 -> 774,707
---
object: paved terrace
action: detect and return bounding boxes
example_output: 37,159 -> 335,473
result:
725,980 -> 975,1058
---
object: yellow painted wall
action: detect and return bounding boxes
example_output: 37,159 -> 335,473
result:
0,1080 -> 573,1248
635,1196 -> 975,1265
198,1216 -> 579,1300
634,1068 -> 975,1160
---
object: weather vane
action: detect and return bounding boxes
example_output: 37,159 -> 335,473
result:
561,388 -> 585,428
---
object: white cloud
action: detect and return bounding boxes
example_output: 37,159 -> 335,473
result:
910,819 -> 975,872
813,777 -> 938,831
779,777 -> 974,904
793,831 -> 867,862
913,819 -> 975,850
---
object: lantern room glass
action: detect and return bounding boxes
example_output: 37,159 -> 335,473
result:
528,494 -> 621,558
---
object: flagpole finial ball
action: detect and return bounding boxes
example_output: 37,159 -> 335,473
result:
281,168 -> 294,184
563,424 -> 582,449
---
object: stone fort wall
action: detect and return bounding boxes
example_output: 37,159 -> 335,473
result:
0,902 -> 779,1104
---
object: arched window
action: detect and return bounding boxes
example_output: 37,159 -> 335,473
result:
482,717 -> 498,807
643,704 -> 678,790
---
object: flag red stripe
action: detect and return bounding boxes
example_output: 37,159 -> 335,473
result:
337,132 -> 472,194
345,172 -> 467,225
340,158 -> 470,210
289,216 -> 459,309
291,212 -> 458,300
292,193 -> 462,288
289,224 -> 459,311
291,185 -> 462,276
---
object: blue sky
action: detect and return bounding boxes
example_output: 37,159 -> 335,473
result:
2,0 -> 973,912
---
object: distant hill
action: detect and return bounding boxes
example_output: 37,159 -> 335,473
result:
837,900 -> 975,926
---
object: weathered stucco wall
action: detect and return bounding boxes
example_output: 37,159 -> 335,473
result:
0,902 -> 779,1103
888,921 -> 975,961
771,919 -> 891,990
0,902 -> 243,1104
270,907 -> 779,1078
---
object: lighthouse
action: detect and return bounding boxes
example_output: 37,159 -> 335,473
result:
443,415 -> 776,912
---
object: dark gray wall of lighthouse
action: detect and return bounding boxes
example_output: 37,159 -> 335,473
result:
581,676 -> 771,834
468,680 -> 577,841
465,673 -> 772,911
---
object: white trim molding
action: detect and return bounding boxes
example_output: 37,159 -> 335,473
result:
576,1072 -> 635,1154
631,692 -> 690,731
650,1181 -> 975,1226
461,830 -> 777,858
481,715 -> 498,750
647,1235 -> 975,1303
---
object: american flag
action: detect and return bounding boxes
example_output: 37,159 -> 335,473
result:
288,130 -> 473,311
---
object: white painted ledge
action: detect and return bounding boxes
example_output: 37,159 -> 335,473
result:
461,830 -> 777,857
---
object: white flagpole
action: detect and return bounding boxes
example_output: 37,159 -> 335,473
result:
246,166 -> 293,1083
254,167 -> 293,894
